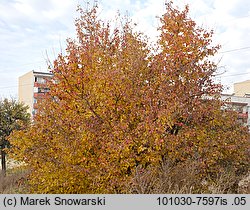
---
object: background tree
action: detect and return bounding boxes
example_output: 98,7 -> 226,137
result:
0,99 -> 30,175
9,2 -> 249,193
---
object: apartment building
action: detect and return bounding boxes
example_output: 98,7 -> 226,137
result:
234,80 -> 250,97
18,70 -> 53,117
221,94 -> 250,128
220,79 -> 250,128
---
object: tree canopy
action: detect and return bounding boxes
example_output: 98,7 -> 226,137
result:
0,98 -> 30,174
9,2 -> 249,193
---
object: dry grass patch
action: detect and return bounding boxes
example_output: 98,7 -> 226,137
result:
0,167 -> 29,194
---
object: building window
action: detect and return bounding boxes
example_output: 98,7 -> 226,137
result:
38,87 -> 50,93
32,109 -> 37,115
233,105 -> 244,113
35,76 -> 46,84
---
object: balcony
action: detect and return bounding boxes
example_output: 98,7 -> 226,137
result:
238,113 -> 248,119
34,82 -> 48,88
34,92 -> 46,98
33,103 -> 38,109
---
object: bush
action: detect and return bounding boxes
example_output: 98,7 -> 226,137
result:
127,159 -> 250,194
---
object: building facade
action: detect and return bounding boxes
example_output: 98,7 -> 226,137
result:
221,94 -> 250,128
18,70 -> 53,117
234,80 -> 250,97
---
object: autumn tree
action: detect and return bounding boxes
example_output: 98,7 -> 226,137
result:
0,99 -> 30,175
9,2 -> 249,193
152,3 -> 249,179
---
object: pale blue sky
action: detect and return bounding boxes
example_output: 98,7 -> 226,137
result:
0,0 -> 250,98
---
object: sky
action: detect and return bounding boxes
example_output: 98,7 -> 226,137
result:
0,0 -> 250,98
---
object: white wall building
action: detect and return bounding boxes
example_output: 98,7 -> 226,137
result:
221,94 -> 250,128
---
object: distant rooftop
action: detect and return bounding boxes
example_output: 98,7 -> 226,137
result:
33,70 -> 53,76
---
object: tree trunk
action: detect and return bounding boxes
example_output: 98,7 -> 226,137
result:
1,147 -> 6,176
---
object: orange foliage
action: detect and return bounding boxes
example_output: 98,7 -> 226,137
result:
9,2 -> 249,193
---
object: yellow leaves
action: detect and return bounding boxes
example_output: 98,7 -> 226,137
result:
137,145 -> 147,154
6,2 -> 250,194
